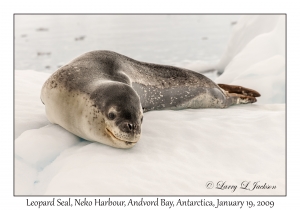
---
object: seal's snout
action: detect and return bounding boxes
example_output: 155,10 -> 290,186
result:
121,121 -> 140,134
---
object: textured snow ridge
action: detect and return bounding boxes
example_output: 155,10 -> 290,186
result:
215,15 -> 285,104
15,70 -> 50,138
216,15 -> 284,72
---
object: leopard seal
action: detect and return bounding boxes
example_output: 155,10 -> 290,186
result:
41,50 -> 260,148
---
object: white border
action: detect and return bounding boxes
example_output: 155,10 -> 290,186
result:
2,0 -> 297,209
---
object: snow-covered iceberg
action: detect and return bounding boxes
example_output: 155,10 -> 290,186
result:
14,15 -> 285,195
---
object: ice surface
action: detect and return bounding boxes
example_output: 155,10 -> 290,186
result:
43,105 -> 285,196
15,15 -> 239,73
14,15 -> 285,195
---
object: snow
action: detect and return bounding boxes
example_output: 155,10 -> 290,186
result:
14,15 -> 285,195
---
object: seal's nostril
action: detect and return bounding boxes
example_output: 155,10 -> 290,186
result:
128,123 -> 133,130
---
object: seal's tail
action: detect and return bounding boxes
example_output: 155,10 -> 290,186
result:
218,84 -> 261,106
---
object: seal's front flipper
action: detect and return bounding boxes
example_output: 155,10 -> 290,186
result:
218,84 -> 260,97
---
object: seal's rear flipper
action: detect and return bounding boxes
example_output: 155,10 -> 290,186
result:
228,93 -> 257,105
225,92 -> 257,107
218,84 -> 260,97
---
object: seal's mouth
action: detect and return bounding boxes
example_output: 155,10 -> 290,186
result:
105,128 -> 137,145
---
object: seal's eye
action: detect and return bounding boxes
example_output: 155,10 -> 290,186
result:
141,116 -> 143,123
108,112 -> 116,120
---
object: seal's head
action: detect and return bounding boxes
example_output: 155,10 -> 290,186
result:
90,82 -> 143,148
